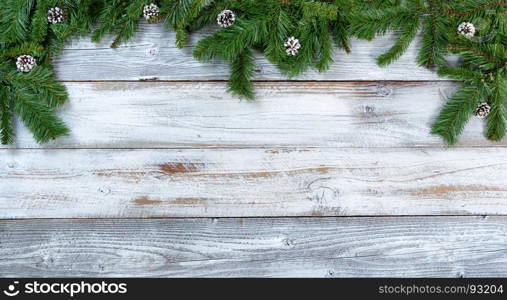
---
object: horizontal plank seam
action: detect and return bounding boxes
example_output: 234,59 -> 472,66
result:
3,146 -> 507,150
58,79 -> 459,83
0,215 -> 500,222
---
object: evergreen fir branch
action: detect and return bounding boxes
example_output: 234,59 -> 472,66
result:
12,89 -> 69,143
163,0 -> 195,28
449,43 -> 506,71
416,14 -> 449,68
348,6 -> 412,41
228,49 -> 255,100
443,0 -> 507,17
315,22 -> 334,71
0,42 -> 44,59
437,66 -> 485,82
175,27 -> 189,48
4,66 -> 68,108
377,15 -> 420,66
90,2 -> 120,43
277,18 -> 321,77
330,18 -> 351,53
0,85 -> 15,145
431,85 -> 486,144
31,0 -> 50,43
0,0 -> 36,43
186,1 -> 229,32
45,1 -> 97,57
110,1 -> 145,48
486,75 -> 507,141
0,0 -> 504,145
193,18 -> 269,62
302,1 -> 339,20
175,0 -> 216,29
264,5 -> 293,66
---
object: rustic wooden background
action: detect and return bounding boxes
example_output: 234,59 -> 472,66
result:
1,24 -> 507,277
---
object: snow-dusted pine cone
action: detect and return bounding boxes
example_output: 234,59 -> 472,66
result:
217,10 -> 235,28
458,22 -> 475,37
475,102 -> 491,118
16,55 -> 37,73
143,3 -> 160,21
47,7 -> 64,24
284,37 -> 301,56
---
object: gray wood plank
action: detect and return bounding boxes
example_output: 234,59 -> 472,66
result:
55,24 -> 453,81
2,81 -> 503,149
0,217 -> 505,277
2,147 -> 507,219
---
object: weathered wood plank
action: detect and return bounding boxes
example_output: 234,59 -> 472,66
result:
55,24 -> 452,81
2,147 -> 507,219
0,217 -> 505,277
2,81 -> 503,149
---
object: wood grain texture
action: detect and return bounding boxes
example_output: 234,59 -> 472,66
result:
2,81 -> 503,149
1,217 -> 505,277
2,147 -> 507,219
2,21 -> 504,279
54,24 -> 455,81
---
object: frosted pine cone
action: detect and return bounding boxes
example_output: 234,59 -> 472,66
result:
475,102 -> 491,118
143,3 -> 160,21
457,22 -> 475,37
47,7 -> 64,24
217,10 -> 235,28
16,55 -> 37,73
284,37 -> 301,56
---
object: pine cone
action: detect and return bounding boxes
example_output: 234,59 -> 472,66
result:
217,10 -> 235,28
47,7 -> 64,24
475,102 -> 491,118
284,37 -> 301,56
16,55 -> 37,73
143,3 -> 160,21
457,22 -> 475,37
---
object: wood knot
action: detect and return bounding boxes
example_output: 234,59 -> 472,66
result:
376,84 -> 393,97
310,186 -> 339,204
148,48 -> 159,56
98,187 -> 111,195
282,237 -> 295,248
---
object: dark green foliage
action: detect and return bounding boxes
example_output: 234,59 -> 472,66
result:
0,0 -> 505,145
229,49 -> 255,100
431,85 -> 485,144
349,0 -> 447,68
91,0 -> 148,48
487,75 -> 507,141
350,0 -> 506,144
432,29 -> 506,143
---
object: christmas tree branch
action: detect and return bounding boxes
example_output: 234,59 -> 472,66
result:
0,0 -> 505,145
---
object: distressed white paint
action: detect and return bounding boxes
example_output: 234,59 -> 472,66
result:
2,81 -> 501,149
1,217 -> 505,277
55,24 -> 454,81
2,21 -> 505,279
2,147 -> 507,218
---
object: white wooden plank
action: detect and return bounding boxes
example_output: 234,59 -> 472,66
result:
2,147 -> 507,219
2,81 -> 502,149
1,217 -> 505,277
54,24 -> 453,81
